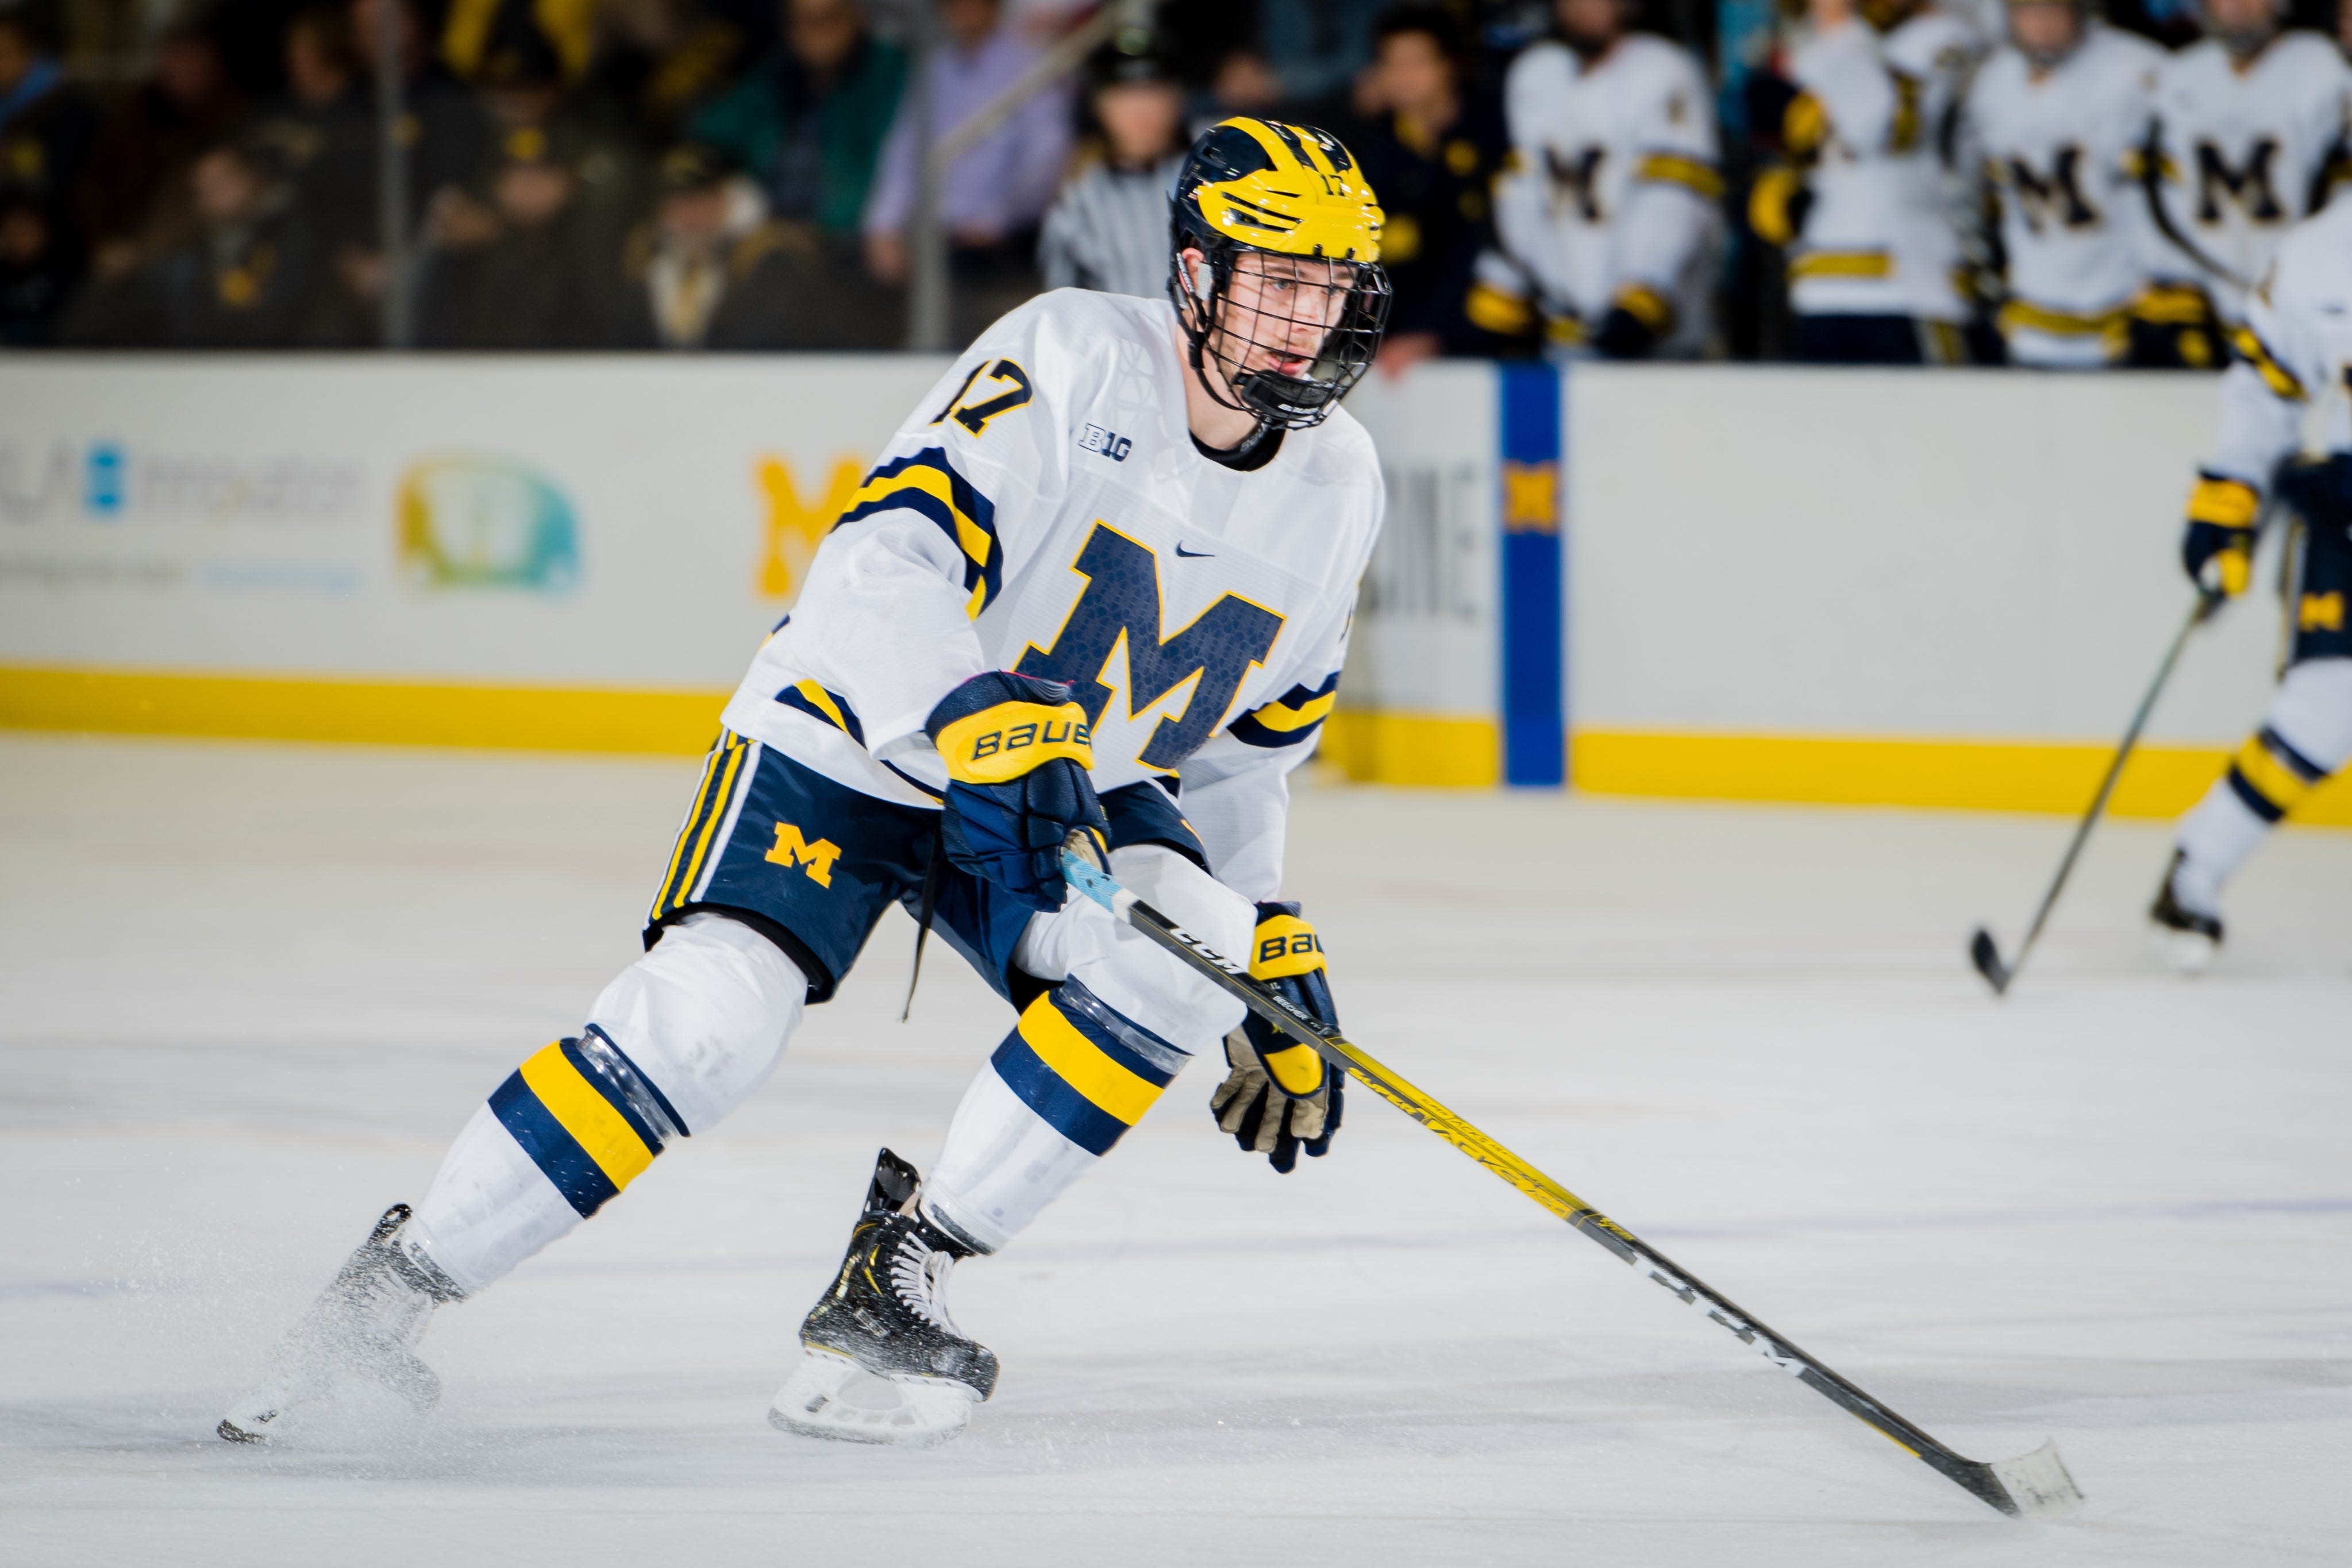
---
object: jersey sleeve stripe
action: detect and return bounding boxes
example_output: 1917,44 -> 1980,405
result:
2229,326 -> 2306,401
1635,152 -> 1725,199
835,448 -> 1006,614
1227,672 -> 1340,748
776,680 -> 865,745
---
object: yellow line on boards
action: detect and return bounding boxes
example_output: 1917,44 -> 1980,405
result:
1570,729 -> 2352,827
0,664 -> 724,756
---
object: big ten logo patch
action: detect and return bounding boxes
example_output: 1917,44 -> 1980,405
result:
757,456 -> 863,603
764,822 -> 841,887
1077,423 -> 1133,462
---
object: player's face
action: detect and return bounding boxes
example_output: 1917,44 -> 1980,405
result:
1214,251 -> 1361,380
2203,0 -> 2276,41
2007,0 -> 2082,60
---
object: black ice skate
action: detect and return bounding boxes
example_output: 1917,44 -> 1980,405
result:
2149,850 -> 2224,975
768,1148 -> 998,1447
218,1203 -> 465,1443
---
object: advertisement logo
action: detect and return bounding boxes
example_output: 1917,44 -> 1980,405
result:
757,455 -> 861,604
397,455 -> 580,592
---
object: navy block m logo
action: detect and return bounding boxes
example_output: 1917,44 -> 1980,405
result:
1017,524 -> 1284,770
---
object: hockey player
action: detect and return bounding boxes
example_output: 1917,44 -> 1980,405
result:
1465,0 -> 1724,359
1749,0 -> 1981,363
1955,0 -> 2166,367
218,116 -> 1388,1447
2151,198 -> 2352,966
2142,0 -> 2352,363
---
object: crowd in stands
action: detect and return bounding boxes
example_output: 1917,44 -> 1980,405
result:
0,0 -> 2346,358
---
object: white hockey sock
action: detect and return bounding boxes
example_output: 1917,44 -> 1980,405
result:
923,980 -> 1193,1254
2174,660 -> 2352,916
409,914 -> 806,1294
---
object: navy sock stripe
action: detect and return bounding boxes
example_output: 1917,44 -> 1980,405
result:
990,1035 -> 1129,1157
2226,765 -> 2288,823
2257,726 -> 2330,784
489,1070 -> 621,1217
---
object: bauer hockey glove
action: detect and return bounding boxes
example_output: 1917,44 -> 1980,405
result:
1209,903 -> 1344,1174
2181,471 -> 2262,598
927,671 -> 1109,912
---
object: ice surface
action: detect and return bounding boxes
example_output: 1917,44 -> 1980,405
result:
3,733 -> 2348,1566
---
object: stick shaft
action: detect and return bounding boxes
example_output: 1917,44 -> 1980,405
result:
1063,856 -> 2020,1515
2008,591 -> 2214,970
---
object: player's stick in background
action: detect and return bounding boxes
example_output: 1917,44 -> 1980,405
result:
1061,841 -> 2085,1520
1969,587 -> 2223,996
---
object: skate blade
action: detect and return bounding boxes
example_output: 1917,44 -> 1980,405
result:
2152,925 -> 2216,976
767,1349 -> 977,1447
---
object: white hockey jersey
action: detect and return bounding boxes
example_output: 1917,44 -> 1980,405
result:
1958,25 -> 2166,366
718,288 -> 1384,901
2207,199 -> 2352,490
1784,9 -> 1979,322
2149,32 -> 2352,328
1471,33 -> 1723,356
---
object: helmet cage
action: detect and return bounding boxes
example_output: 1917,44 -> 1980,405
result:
1169,229 -> 1393,432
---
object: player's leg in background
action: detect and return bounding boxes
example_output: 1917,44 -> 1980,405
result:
2158,521 -> 2352,963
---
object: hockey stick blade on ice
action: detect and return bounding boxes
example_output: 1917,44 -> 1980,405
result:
1970,589 -> 2220,996
1061,843 -> 2084,1520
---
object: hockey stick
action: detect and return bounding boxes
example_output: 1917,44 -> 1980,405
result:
1969,587 -> 2222,996
1060,842 -> 2084,1520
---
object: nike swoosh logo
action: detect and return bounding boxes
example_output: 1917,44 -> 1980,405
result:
1174,544 -> 1215,558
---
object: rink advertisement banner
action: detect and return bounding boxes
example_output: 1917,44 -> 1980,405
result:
2,356 -> 2345,826
0,356 -> 949,751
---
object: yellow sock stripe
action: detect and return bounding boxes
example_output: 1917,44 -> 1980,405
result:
672,734 -> 749,912
2000,300 -> 2127,337
2235,735 -> 2315,813
1017,995 -> 1165,1126
653,735 -> 730,918
517,1042 -> 656,1189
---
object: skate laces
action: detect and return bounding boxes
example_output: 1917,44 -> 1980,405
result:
887,1227 -> 961,1335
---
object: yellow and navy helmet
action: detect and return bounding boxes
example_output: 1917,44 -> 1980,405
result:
1169,117 -> 1392,430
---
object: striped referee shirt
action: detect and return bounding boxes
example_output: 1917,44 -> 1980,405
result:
1038,152 -> 1184,300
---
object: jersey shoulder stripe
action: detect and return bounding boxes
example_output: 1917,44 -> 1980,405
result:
836,448 -> 1004,616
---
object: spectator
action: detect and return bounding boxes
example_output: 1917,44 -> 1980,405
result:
0,179 -> 74,342
1210,0 -> 1389,120
861,0 -> 1072,324
615,141 -> 828,346
1037,41 -> 1185,299
1350,4 -> 1508,373
691,0 -> 905,236
414,124 -> 616,345
133,139 -> 335,346
351,0 -> 491,223
250,7 -> 375,256
76,21 -> 249,275
0,8 -> 97,341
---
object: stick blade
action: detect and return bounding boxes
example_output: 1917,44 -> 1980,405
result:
1981,1440 -> 2084,1519
1968,927 -> 2011,995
